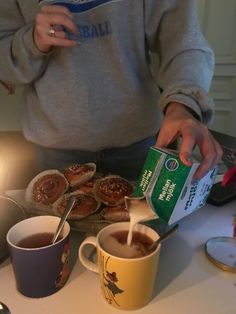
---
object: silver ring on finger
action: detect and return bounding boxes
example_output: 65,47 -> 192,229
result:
48,27 -> 56,37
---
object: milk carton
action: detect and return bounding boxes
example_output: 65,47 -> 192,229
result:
134,147 -> 217,225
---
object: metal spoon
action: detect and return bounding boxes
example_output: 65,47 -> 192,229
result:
0,302 -> 11,314
51,196 -> 76,244
148,224 -> 179,252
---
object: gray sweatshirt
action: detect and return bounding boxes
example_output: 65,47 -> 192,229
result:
0,0 -> 215,151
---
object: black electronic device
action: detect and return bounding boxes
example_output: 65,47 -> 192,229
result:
207,182 -> 236,206
207,130 -> 236,206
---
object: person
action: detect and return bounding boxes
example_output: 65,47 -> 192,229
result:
0,0 -> 222,181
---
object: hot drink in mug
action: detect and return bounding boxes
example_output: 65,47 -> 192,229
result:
7,216 -> 70,298
79,222 -> 160,311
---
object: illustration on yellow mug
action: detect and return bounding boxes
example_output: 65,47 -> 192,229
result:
79,222 -> 161,311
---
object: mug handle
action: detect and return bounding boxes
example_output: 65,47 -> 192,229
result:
78,236 -> 99,273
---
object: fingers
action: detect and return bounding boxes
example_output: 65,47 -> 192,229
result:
39,7 -> 77,34
41,5 -> 74,19
157,106 -> 223,181
34,5 -> 78,52
170,117 -> 222,179
178,130 -> 196,167
193,133 -> 223,181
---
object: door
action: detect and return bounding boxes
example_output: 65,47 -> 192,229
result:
197,0 -> 236,137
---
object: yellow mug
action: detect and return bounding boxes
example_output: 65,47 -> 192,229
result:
79,222 -> 160,310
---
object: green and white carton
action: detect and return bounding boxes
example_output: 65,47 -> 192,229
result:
135,147 -> 217,225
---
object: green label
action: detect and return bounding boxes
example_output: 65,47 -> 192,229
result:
134,147 -> 191,223
149,160 -> 190,222
134,148 -> 163,197
134,147 -> 166,197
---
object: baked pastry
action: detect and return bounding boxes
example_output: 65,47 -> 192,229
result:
93,175 -> 134,206
54,191 -> 101,220
101,205 -> 130,222
63,163 -> 96,187
25,170 -> 69,210
72,172 -> 103,193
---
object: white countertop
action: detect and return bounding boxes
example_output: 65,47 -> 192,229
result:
1,200 -> 236,314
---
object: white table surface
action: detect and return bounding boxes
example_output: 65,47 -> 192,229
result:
1,200 -> 236,314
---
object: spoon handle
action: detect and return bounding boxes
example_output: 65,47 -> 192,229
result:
52,196 -> 76,244
149,224 -> 179,251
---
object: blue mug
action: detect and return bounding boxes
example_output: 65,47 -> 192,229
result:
7,215 -> 71,298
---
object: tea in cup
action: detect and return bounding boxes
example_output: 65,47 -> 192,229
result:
79,222 -> 160,310
7,215 -> 70,298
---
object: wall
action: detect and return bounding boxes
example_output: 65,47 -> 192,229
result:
197,0 -> 236,137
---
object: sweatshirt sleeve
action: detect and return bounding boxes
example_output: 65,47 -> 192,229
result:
144,0 -> 215,124
0,1 -> 51,85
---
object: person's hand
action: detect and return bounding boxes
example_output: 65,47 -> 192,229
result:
34,5 -> 78,53
156,102 -> 223,181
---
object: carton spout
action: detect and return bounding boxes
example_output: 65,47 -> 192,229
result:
124,196 -> 158,222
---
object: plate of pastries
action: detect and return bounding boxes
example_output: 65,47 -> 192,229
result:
24,163 -> 134,232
